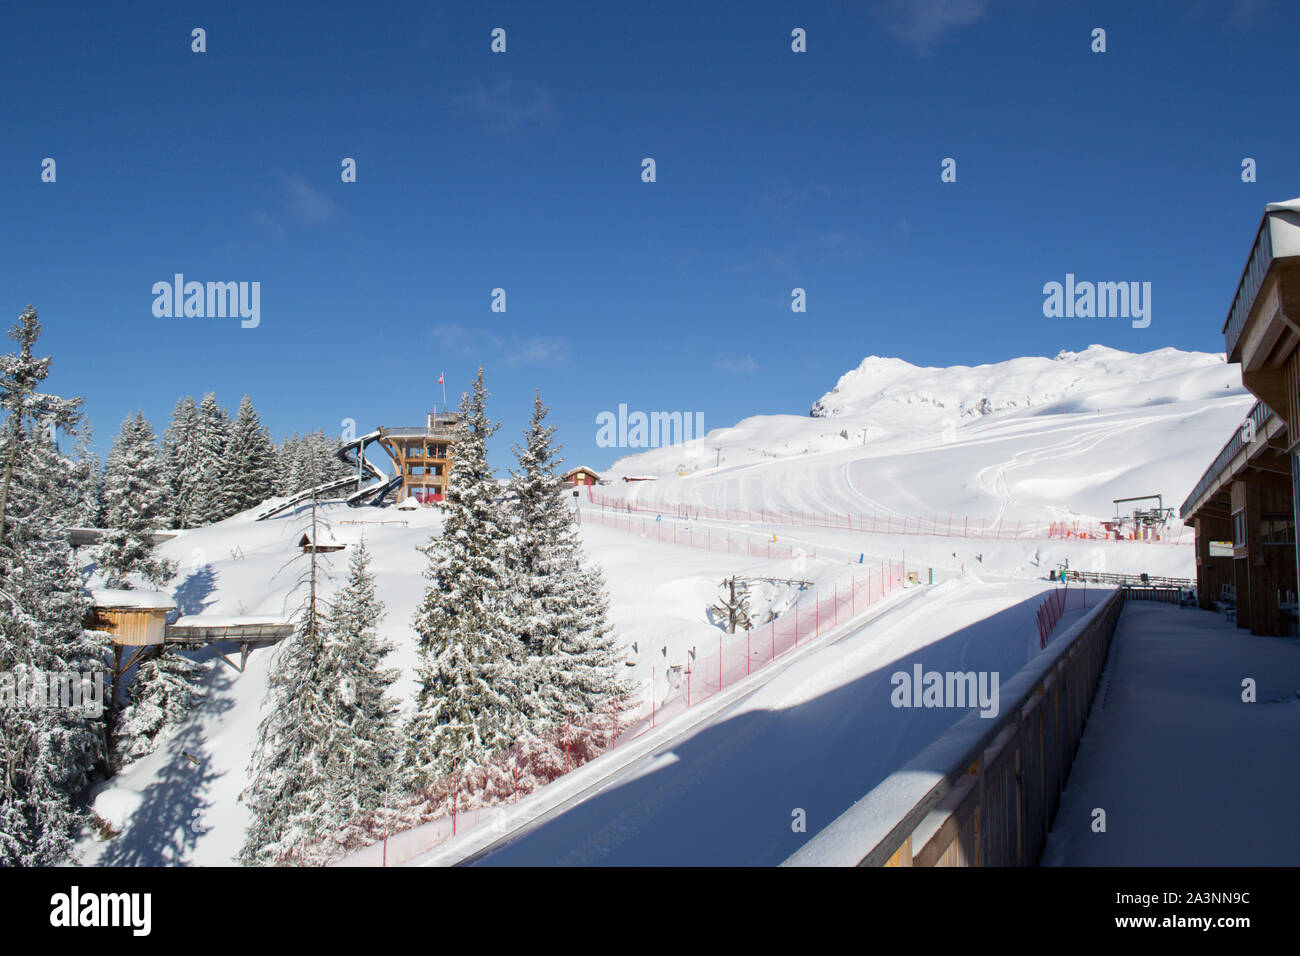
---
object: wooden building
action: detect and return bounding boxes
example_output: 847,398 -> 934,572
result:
1181,199 -> 1300,635
87,589 -> 177,717
87,588 -> 174,649
298,528 -> 346,553
562,466 -> 601,486
375,411 -> 459,503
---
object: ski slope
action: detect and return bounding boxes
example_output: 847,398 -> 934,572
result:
426,577 -> 1094,866
78,344 -> 1248,866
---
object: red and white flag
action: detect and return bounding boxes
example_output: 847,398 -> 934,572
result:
437,372 -> 444,384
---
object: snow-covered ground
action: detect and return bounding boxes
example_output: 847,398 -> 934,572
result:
1041,602 -> 1300,866
428,578 -> 1095,866
78,344 -> 1252,866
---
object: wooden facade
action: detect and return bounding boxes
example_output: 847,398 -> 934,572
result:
86,591 -> 174,647
1182,203 -> 1300,636
375,411 -> 459,503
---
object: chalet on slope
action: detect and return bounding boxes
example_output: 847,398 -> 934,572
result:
1182,199 -> 1300,636
562,466 -> 601,486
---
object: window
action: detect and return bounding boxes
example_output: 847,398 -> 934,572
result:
1261,513 -> 1295,546
1232,510 -> 1247,547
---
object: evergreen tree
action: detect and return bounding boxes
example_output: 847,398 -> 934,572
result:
239,501 -> 334,865
241,508 -> 398,863
161,396 -> 203,529
318,539 -> 398,834
113,647 -> 206,766
68,423 -> 103,529
97,412 -> 176,589
224,395 -> 276,514
191,393 -> 230,524
509,392 -> 626,732
0,305 -> 109,865
401,368 -> 524,790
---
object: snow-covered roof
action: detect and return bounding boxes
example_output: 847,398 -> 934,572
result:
89,588 -> 175,611
564,465 -> 601,477
1265,197 -> 1300,213
297,527 -> 342,546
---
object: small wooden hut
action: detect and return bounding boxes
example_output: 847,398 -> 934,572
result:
298,528 -> 347,553
86,588 -> 174,648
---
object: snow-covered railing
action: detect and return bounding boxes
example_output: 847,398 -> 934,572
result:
784,587 -> 1123,867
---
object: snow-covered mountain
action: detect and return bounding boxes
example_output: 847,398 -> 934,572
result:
605,345 -> 1250,528
808,345 -> 1230,419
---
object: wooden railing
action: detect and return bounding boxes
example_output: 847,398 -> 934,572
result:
784,587 -> 1125,867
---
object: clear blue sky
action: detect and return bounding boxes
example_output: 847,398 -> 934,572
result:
2,0 -> 1296,472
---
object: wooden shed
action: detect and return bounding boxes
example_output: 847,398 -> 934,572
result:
298,528 -> 347,553
86,589 -> 175,647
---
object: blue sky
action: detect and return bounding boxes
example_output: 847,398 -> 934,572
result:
2,0 -> 1297,472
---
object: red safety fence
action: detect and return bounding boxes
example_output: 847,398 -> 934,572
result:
312,558 -> 912,867
586,489 -> 1190,545
1037,584 -> 1068,649
579,506 -> 816,560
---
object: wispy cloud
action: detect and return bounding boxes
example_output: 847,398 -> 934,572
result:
871,0 -> 987,55
716,355 -> 760,374
454,77 -> 556,133
252,173 -> 336,237
284,173 -> 335,225
503,337 -> 568,367
429,322 -> 567,367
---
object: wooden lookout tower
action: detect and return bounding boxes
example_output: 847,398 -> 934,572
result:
375,411 -> 459,503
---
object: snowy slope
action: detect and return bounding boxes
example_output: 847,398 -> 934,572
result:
80,344 -> 1248,866
603,345 -> 1249,556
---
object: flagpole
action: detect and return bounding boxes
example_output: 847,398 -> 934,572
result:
441,373 -> 446,410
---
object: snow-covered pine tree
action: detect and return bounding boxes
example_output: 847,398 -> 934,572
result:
274,433 -> 300,496
0,305 -> 110,865
161,396 -> 203,528
401,368 -> 524,790
508,392 -> 626,732
239,499 -> 335,865
97,411 -> 177,589
191,392 -> 231,524
69,423 -> 103,529
317,538 -> 399,840
224,395 -> 276,514
112,646 -> 206,766
242,505 -> 397,864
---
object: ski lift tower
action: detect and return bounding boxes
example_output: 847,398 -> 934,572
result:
1109,494 -> 1175,539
